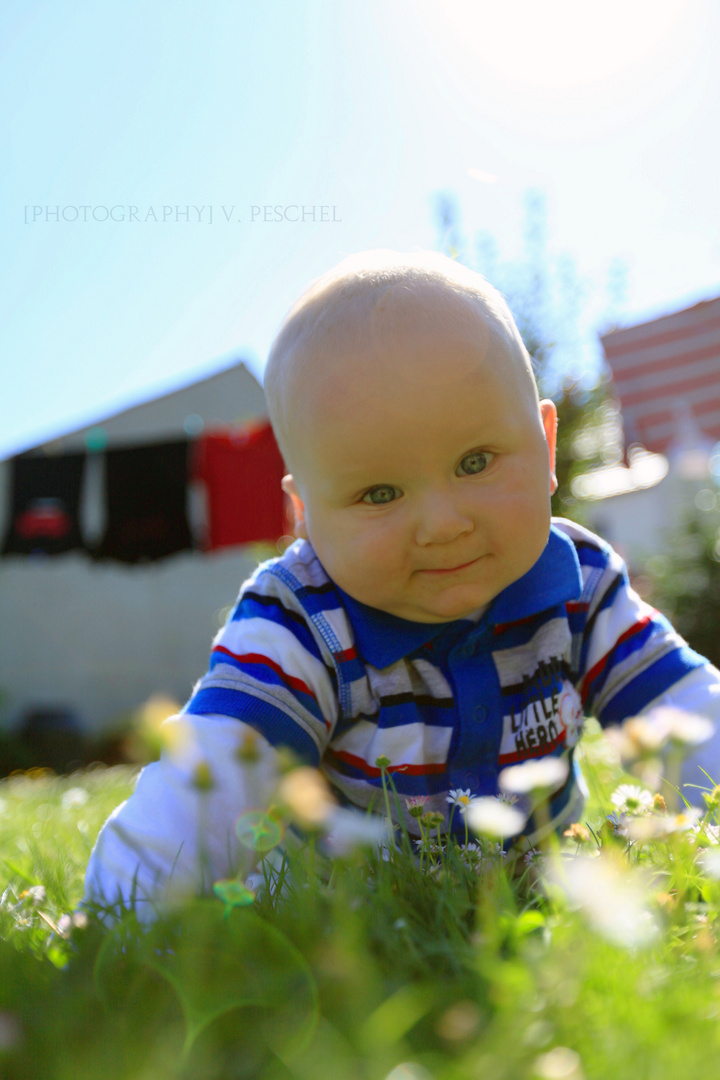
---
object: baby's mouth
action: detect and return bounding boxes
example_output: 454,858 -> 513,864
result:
418,555 -> 484,575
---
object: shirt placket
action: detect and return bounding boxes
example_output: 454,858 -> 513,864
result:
439,624 -> 504,798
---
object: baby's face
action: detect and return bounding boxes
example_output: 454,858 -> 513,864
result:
284,286 -> 557,623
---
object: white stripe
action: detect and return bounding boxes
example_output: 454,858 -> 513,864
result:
583,587 -> 654,676
491,618 -> 571,687
331,719 -> 453,767
321,606 -> 355,651
602,299 -> 720,354
592,633 -> 683,716
345,657 -> 454,720
630,416 -> 720,450
214,616 -> 337,724
606,328 -> 720,375
409,657 -> 454,699
615,352 -> 720,396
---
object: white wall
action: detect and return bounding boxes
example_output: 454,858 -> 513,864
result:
581,471 -> 710,570
0,547 -> 262,733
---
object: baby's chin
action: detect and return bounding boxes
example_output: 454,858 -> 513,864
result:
379,591 -> 494,624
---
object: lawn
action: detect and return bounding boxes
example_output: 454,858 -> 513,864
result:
1,717 -> 720,1080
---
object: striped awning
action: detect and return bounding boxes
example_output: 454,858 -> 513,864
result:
600,296 -> 720,454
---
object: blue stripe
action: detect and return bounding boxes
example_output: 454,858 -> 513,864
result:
336,655 -> 367,682
185,688 -> 320,764
333,712 -> 379,739
270,563 -> 344,616
207,653 -> 325,725
592,573 -> 623,617
231,595 -> 324,663
566,608 -> 587,636
583,619 -> 658,708
296,587 -> 344,615
372,699 -> 458,729
574,541 -> 609,569
598,645 -> 707,726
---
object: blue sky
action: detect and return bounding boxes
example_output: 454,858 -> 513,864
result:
3,0 -> 719,458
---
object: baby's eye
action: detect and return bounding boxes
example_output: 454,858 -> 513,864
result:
456,451 -> 494,476
362,485 -> 400,505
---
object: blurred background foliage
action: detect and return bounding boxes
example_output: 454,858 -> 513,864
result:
647,512 -> 720,671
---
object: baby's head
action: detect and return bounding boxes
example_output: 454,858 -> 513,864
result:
264,250 -> 557,624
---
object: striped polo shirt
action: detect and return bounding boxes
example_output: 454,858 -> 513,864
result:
185,518 -> 707,837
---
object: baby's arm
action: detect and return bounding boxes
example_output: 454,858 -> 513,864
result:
576,528 -> 720,789
83,714 -> 280,921
83,559 -> 338,919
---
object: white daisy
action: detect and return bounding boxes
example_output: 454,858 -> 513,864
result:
610,784 -> 653,816
465,796 -> 527,839
446,788 -> 472,807
499,756 -> 569,796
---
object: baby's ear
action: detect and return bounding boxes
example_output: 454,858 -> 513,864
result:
540,400 -> 559,495
281,475 -> 309,540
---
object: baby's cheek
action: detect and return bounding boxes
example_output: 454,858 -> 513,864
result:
347,535 -> 400,590
501,487 -> 548,530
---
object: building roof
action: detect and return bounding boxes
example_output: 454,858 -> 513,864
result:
601,296 -> 720,454
13,358 -> 267,458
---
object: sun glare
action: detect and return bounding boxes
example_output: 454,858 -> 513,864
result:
417,0 -> 687,90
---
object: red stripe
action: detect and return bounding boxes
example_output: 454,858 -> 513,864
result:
566,601 -> 589,614
635,426 -> 720,455
333,646 -> 357,662
626,393 -> 720,429
610,342 -> 720,385
493,611 -> 546,635
579,615 -> 652,705
627,395 -> 720,432
329,749 -> 446,777
212,646 -> 317,700
619,367 -> 720,409
602,304 -> 720,359
623,401 -> 720,451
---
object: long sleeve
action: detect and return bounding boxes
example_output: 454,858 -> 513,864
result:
561,518 -> 720,791
83,715 -> 280,920
83,548 -> 341,919
640,665 -> 720,791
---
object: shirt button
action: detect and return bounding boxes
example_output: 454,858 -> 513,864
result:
474,706 -> 487,722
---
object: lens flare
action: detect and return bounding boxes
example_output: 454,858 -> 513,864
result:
236,809 -> 284,853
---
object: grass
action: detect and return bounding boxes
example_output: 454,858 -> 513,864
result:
2,723 -> 720,1079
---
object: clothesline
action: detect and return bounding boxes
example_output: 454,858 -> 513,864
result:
1,421 -> 288,563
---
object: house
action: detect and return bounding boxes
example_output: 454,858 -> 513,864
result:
578,297 -> 720,568
0,359 -> 277,744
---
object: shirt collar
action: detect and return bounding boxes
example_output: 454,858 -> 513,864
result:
335,524 -> 583,669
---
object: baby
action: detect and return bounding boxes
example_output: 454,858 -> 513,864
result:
84,250 -> 720,916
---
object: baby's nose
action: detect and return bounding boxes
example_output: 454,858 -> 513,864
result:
414,492 -> 474,546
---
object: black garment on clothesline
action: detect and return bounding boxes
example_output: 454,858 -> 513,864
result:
1,452 -> 87,556
94,440 -> 194,562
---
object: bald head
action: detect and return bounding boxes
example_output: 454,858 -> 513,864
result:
264,250 -> 538,480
